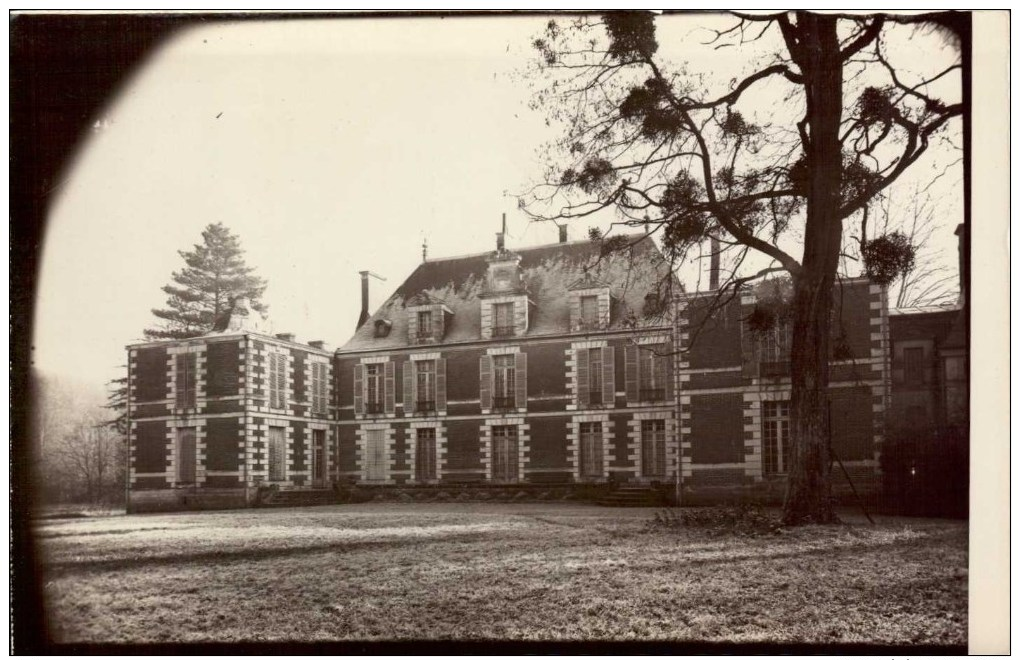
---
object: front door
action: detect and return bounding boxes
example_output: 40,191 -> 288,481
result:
312,429 -> 327,487
492,425 -> 519,483
365,429 -> 387,482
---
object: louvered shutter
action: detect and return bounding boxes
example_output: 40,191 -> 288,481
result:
624,345 -> 639,403
663,346 -> 675,401
436,358 -> 447,412
515,351 -> 527,410
268,354 -> 278,408
435,309 -> 445,341
408,311 -> 418,344
576,348 -> 590,409
384,361 -> 395,414
175,354 -> 187,408
602,345 -> 615,407
403,361 -> 413,414
654,345 -> 668,397
353,364 -> 364,415
479,355 -> 492,410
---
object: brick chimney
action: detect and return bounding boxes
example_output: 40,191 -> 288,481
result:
558,224 -> 568,243
276,332 -> 295,343
357,270 -> 371,330
308,340 -> 327,350
709,236 -> 720,291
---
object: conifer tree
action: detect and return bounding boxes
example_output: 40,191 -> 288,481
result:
145,222 -> 268,340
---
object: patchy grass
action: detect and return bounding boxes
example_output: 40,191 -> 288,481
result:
36,504 -> 967,645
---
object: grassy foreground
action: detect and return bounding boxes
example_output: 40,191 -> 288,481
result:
36,503 -> 966,645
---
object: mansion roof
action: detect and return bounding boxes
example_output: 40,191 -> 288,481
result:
339,234 -> 677,353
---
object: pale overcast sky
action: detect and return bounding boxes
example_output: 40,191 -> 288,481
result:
34,14 -> 963,389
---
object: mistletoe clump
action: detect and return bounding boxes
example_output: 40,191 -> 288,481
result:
861,232 -> 916,285
856,86 -> 896,123
745,278 -> 793,336
604,11 -> 658,60
561,158 -> 617,196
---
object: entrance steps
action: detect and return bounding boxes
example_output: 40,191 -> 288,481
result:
597,485 -> 663,507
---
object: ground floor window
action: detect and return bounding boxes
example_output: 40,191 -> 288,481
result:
492,425 -> 519,483
176,427 -> 196,484
312,429 -> 327,486
762,400 -> 791,476
579,421 -> 604,479
365,428 -> 387,481
416,428 -> 437,482
641,419 -> 666,478
268,426 -> 287,481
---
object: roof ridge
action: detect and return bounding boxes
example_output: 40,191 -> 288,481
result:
419,232 -> 652,263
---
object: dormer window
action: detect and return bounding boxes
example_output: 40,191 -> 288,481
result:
568,275 -> 612,332
373,319 -> 392,338
417,310 -> 433,338
580,295 -> 599,327
493,302 -> 515,338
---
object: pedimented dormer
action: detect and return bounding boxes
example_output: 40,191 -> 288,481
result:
480,247 -> 531,339
568,272 -> 612,332
406,292 -> 453,345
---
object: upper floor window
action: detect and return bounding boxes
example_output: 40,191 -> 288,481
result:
268,352 -> 288,409
638,347 -> 666,402
903,347 -> 925,383
417,310 -> 433,339
415,360 -> 436,412
588,347 -> 603,406
580,295 -> 599,327
311,361 -> 328,414
493,302 -> 515,338
365,363 -> 383,414
175,353 -> 197,409
493,354 -> 516,410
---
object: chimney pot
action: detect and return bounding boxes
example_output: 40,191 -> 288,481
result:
357,270 -> 370,330
276,333 -> 295,343
709,236 -> 720,291
558,225 -> 568,243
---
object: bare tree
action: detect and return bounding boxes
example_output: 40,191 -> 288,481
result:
523,11 -> 964,523
883,186 -> 960,308
55,415 -> 125,506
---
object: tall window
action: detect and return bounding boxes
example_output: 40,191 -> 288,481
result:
176,427 -> 196,484
639,347 -> 665,402
364,428 -> 386,481
175,353 -> 197,409
268,426 -> 286,481
588,347 -> 603,406
579,421 -> 603,478
416,427 -> 437,482
641,419 -> 666,478
417,310 -> 433,338
311,362 -> 328,414
416,360 -> 436,412
493,302 -> 514,337
365,364 -> 383,414
492,425 -> 519,482
311,429 -> 327,486
903,347 -> 925,384
759,323 -> 792,363
580,295 -> 599,327
269,352 -> 287,409
762,401 -> 791,476
493,355 -> 516,410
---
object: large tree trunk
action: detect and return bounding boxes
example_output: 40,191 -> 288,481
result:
782,13 -> 843,525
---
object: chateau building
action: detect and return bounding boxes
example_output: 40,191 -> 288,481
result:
124,228 -> 894,512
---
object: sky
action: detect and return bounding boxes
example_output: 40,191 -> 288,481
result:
34,13 -> 964,391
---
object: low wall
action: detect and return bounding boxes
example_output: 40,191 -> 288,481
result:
127,487 -> 253,513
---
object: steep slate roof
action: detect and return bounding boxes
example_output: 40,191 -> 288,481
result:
339,234 -> 676,353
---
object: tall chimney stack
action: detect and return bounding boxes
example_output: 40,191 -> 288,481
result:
709,236 -> 720,291
558,224 -> 568,243
357,270 -> 371,330
496,213 -> 506,251
955,223 -> 967,306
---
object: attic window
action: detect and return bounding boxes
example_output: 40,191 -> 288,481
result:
373,319 -> 392,338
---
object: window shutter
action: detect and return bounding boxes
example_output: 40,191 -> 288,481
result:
403,361 -> 413,413
576,348 -> 590,408
654,345 -> 668,395
603,345 -> 615,407
663,347 -> 675,401
435,308 -> 445,341
479,355 -> 492,410
436,358 -> 447,412
268,354 -> 278,408
408,311 -> 418,343
624,345 -> 639,402
515,351 -> 528,410
384,360 -> 395,414
353,364 -> 364,415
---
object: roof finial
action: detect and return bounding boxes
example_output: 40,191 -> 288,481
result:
422,238 -> 428,262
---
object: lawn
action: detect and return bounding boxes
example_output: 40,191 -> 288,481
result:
35,503 -> 967,646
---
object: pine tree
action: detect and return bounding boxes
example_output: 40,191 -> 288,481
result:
106,223 -> 268,430
145,222 -> 268,340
